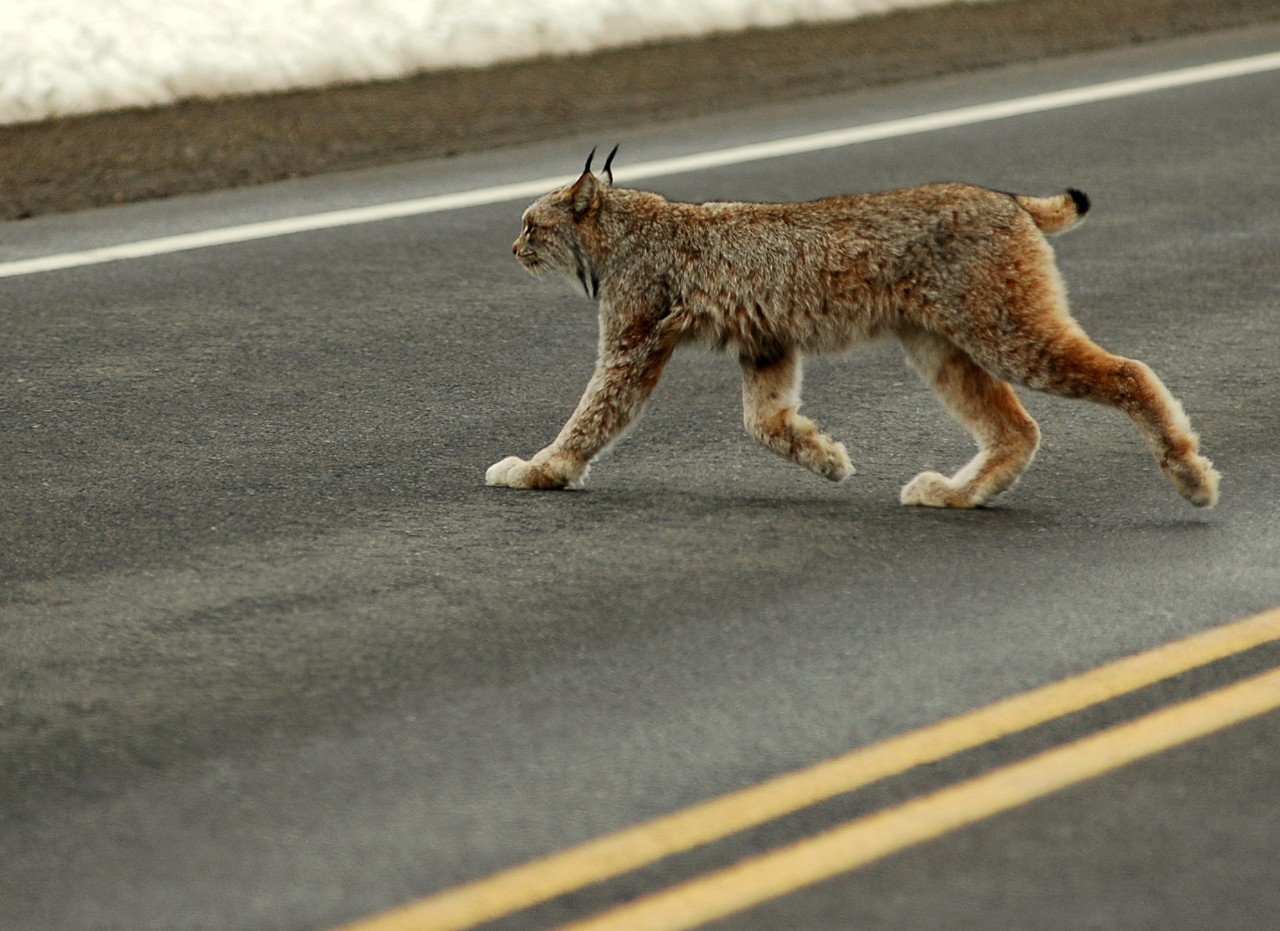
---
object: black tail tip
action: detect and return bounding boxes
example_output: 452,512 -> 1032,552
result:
1067,187 -> 1091,216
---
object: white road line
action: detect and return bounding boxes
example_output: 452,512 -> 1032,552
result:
3,50 -> 1279,281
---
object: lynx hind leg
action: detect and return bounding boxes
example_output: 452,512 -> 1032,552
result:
740,349 -> 853,481
899,331 -> 1041,508
956,245 -> 1219,508
1024,336 -> 1220,507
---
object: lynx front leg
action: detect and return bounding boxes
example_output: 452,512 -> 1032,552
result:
740,348 -> 853,482
899,331 -> 1041,508
487,319 -> 677,489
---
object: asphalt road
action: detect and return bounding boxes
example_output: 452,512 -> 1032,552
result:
4,24 -> 1280,931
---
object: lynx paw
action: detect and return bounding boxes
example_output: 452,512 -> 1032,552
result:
485,455 -> 571,490
811,438 -> 855,482
900,471 -> 977,508
1166,453 -> 1220,508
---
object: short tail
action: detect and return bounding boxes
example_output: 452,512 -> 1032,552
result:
1013,188 -> 1090,234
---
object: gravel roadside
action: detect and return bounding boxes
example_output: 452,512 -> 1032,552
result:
1,0 -> 1277,221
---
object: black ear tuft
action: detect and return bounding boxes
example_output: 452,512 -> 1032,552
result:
583,146 -> 598,175
602,144 -> 619,185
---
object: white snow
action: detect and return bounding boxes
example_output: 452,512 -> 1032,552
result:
0,0 -> 982,125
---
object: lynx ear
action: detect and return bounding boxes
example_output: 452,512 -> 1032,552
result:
569,144 -> 612,216
569,170 -> 602,218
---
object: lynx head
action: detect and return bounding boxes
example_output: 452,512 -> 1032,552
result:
512,145 -> 618,297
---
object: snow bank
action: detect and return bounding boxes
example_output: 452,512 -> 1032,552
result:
0,0 -> 981,125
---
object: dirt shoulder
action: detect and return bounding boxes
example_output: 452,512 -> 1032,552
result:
2,0 -> 1277,221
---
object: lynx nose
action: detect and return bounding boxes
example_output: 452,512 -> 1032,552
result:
511,240 -> 519,255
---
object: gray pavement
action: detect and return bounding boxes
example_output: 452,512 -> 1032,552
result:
3,24 -> 1280,931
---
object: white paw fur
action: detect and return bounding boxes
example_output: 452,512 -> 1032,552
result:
486,455 -> 533,488
901,471 -> 967,508
814,438 -> 855,482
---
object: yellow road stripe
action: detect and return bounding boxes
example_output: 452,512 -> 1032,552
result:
558,663 -> 1280,931
336,608 -> 1280,931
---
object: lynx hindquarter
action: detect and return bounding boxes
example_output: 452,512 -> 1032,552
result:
488,150 -> 1219,509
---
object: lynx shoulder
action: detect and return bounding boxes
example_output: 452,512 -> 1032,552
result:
487,148 -> 1218,509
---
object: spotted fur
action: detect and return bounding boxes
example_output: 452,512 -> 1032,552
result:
489,156 -> 1219,508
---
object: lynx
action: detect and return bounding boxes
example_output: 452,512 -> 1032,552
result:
487,147 -> 1219,509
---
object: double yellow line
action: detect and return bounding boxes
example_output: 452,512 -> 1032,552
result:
339,608 -> 1280,931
